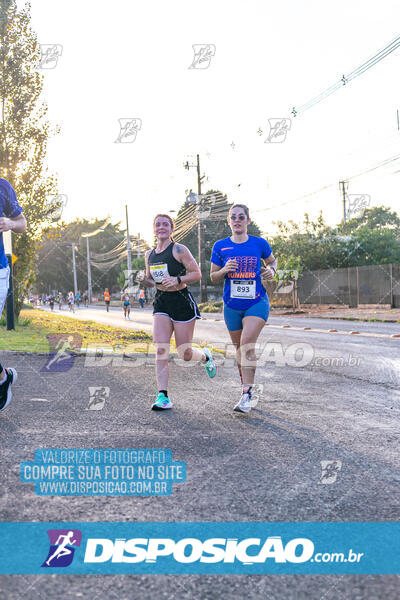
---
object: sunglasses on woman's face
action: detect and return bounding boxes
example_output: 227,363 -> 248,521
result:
230,214 -> 246,221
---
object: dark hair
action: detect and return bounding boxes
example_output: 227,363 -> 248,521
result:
153,214 -> 175,241
228,204 -> 250,221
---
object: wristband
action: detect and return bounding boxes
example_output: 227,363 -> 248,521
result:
270,266 -> 276,275
176,275 -> 182,284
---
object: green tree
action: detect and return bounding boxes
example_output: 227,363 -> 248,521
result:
0,0 -> 60,315
339,206 -> 400,234
269,208 -> 400,271
35,219 -> 128,294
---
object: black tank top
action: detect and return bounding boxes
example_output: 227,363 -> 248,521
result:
148,242 -> 186,283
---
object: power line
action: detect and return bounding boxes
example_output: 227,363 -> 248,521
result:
253,152 -> 400,213
292,34 -> 400,117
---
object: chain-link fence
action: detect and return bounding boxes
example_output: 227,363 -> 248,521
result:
184,263 -> 400,309
298,263 -> 400,308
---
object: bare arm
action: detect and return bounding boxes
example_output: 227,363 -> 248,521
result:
173,244 -> 201,284
0,212 -> 27,233
210,258 -> 238,284
261,253 -> 277,280
161,244 -> 201,289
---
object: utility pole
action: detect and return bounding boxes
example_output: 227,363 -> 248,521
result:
81,220 -> 108,304
86,236 -> 92,303
125,204 -> 133,291
196,154 -> 208,302
65,242 -> 78,296
71,244 -> 78,296
137,232 -> 141,259
3,231 -> 15,330
184,154 -> 207,302
339,180 -> 347,223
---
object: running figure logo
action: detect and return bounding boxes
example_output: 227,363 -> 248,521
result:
265,118 -> 291,143
87,386 -> 110,410
347,194 -> 370,219
250,384 -> 264,408
41,334 -> 82,373
48,194 -> 68,222
42,529 -> 82,567
319,460 -> 342,484
275,270 -> 299,294
188,44 -> 216,69
115,118 -> 142,143
38,44 -> 63,69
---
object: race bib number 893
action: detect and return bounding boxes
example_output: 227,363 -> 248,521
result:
230,279 -> 256,299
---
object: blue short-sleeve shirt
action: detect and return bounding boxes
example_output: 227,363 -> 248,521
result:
0,178 -> 23,269
211,235 -> 272,309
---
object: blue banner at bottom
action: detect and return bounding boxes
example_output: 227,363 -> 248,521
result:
0,522 -> 398,574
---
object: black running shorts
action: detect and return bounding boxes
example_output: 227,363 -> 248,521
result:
153,288 -> 201,322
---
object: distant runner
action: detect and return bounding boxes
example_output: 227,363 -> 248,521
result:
137,213 -> 216,411
104,288 -> 110,312
210,204 -> 277,414
138,287 -> 145,309
75,290 -> 81,308
67,291 -> 75,312
121,290 -> 131,319
0,177 -> 26,412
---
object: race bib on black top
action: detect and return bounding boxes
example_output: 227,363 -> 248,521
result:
150,263 -> 169,283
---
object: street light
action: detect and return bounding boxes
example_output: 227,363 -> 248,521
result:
81,218 -> 109,304
65,243 -> 79,296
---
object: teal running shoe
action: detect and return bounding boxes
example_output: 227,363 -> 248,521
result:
151,392 -> 172,411
202,348 -> 217,378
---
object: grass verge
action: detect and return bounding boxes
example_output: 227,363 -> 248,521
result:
0,309 -> 152,353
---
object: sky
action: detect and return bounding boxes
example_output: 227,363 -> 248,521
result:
26,0 -> 400,245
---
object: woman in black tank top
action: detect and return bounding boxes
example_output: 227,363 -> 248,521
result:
136,213 -> 217,410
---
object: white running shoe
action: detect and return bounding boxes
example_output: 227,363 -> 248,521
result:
234,391 -> 252,413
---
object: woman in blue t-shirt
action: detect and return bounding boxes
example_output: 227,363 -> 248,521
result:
210,203 -> 277,413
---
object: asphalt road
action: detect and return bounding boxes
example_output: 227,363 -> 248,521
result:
1,307 -> 399,598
